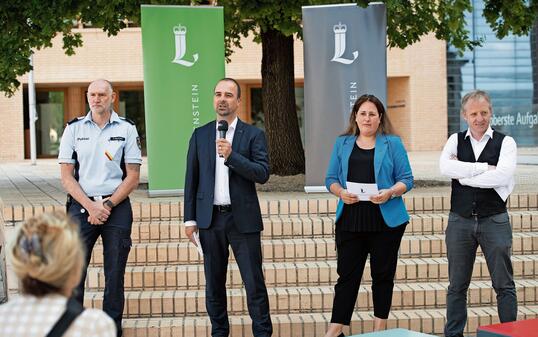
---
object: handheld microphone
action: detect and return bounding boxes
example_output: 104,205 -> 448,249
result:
217,120 -> 228,139
217,120 -> 229,158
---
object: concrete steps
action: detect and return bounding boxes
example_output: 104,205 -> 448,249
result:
2,193 -> 537,223
127,210 -> 538,242
120,305 -> 538,337
4,193 -> 538,336
84,279 -> 538,318
85,255 -> 538,291
88,232 -> 538,266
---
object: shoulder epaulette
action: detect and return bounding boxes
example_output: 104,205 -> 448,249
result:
67,117 -> 83,125
120,117 -> 135,125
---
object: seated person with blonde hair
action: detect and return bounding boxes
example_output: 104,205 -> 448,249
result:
0,212 -> 116,337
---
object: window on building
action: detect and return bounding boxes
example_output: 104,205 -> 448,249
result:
446,0 -> 538,145
118,90 -> 147,155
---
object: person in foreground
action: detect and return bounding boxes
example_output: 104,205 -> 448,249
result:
183,78 -> 272,337
324,94 -> 413,337
0,212 -> 116,337
440,90 -> 517,337
58,79 -> 142,336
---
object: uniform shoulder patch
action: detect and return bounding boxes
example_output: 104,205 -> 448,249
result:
120,117 -> 135,125
67,117 -> 83,125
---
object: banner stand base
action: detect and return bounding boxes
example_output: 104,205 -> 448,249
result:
148,189 -> 184,197
304,186 -> 328,193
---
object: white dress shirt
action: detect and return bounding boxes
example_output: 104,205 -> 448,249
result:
439,126 -> 517,201
184,117 -> 237,227
214,117 -> 237,205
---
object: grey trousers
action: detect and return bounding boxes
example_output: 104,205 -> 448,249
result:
444,211 -> 517,337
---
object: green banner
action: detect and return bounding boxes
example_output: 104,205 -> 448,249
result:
141,5 -> 225,196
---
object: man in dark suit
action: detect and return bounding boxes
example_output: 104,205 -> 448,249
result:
183,78 -> 272,337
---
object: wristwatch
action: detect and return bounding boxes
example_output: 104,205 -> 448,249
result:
103,199 -> 115,209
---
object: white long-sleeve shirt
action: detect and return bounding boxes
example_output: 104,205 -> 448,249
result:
439,126 -> 517,201
213,117 -> 237,205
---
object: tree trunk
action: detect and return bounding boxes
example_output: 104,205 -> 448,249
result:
261,28 -> 305,176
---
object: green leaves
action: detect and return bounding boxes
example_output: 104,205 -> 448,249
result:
1,0 -> 537,96
384,0 -> 475,52
0,0 -> 138,97
483,0 -> 538,38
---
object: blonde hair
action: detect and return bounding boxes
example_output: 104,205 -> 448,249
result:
9,212 -> 84,296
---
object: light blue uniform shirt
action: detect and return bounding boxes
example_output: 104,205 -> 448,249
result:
58,111 -> 142,197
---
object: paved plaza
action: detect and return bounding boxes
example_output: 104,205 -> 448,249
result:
1,149 -> 537,206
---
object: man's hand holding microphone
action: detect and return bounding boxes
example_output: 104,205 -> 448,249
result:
216,120 -> 231,159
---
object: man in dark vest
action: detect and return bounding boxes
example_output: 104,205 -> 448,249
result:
440,90 -> 517,337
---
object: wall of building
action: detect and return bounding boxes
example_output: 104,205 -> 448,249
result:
0,91 -> 24,160
387,77 -> 411,147
387,34 -> 447,151
20,28 -> 144,85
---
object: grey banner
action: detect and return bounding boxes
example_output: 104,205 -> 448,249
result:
302,3 -> 387,191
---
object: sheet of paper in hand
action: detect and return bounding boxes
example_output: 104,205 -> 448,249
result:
346,182 -> 379,201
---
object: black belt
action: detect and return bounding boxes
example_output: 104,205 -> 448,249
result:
90,194 -> 112,201
67,194 -> 112,203
465,211 -> 498,219
214,204 -> 232,213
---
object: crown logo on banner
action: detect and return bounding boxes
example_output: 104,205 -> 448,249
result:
333,22 -> 347,34
172,24 -> 198,67
173,24 -> 187,34
331,21 -> 358,65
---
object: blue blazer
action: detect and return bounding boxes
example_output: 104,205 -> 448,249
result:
183,119 -> 270,233
325,133 -> 413,227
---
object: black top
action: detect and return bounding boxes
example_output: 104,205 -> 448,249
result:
337,143 -> 389,232
450,130 -> 507,217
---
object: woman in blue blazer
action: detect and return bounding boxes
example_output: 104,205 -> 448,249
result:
324,94 -> 413,337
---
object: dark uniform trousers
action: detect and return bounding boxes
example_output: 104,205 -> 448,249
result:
199,207 -> 272,337
68,197 -> 133,337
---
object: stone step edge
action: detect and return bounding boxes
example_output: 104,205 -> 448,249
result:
6,209 -> 538,225
83,254 -> 538,290
120,305 -> 538,337
115,210 -> 538,242
86,232 -> 538,248
84,277 -> 538,298
82,279 -> 538,319
3,192 -> 538,221
86,232 -> 538,266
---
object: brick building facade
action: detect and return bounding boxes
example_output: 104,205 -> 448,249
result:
0,28 -> 447,160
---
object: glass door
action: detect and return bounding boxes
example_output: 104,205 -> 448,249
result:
35,91 -> 65,157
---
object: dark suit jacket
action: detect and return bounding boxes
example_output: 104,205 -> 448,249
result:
184,119 -> 270,233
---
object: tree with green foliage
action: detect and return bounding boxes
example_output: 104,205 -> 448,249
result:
220,0 -> 538,175
0,0 -> 151,95
1,0 -> 537,175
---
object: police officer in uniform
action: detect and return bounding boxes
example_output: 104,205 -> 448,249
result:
58,79 -> 142,337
